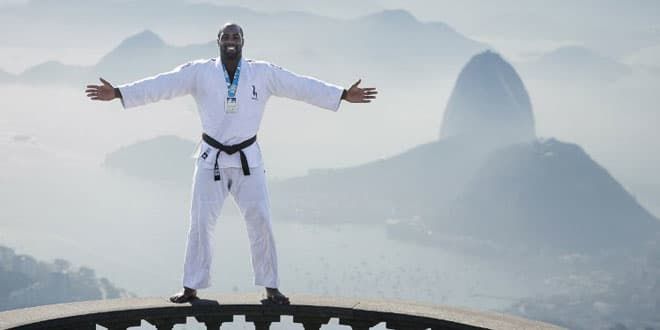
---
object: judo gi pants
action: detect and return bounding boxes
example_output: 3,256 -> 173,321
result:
182,159 -> 279,289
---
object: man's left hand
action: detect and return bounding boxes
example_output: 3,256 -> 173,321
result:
343,79 -> 378,103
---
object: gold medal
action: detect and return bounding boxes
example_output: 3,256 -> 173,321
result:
226,97 -> 238,113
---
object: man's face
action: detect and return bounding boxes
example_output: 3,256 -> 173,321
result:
217,25 -> 243,60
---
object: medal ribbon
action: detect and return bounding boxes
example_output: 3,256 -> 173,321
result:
222,60 -> 242,98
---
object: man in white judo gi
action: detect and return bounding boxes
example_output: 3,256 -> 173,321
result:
85,23 -> 377,304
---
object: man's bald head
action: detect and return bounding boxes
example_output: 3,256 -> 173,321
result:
217,23 -> 244,61
218,23 -> 244,39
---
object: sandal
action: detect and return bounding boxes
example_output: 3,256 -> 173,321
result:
169,288 -> 198,304
261,293 -> 290,305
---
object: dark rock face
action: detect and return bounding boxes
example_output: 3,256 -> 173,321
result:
440,51 -> 535,147
438,138 -> 659,252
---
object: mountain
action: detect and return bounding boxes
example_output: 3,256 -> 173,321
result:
445,139 -> 659,252
359,9 -> 477,58
270,137 -> 494,224
520,46 -> 632,82
350,10 -> 484,77
0,245 -> 129,311
93,29 -> 213,83
270,136 -> 659,252
11,30 -> 212,85
440,51 -> 535,147
16,61 -> 90,85
7,8 -> 486,85
103,135 -> 197,185
268,53 -> 659,254
98,29 -> 167,60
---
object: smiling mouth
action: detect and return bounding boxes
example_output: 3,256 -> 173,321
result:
226,46 -> 237,52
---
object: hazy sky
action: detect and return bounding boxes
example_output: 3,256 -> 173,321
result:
2,0 -> 659,70
1,0 -> 659,195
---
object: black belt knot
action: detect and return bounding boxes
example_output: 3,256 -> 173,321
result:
202,133 -> 257,181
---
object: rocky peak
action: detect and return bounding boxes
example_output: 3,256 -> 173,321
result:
440,50 -> 535,147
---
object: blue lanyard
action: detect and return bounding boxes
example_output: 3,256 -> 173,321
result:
222,60 -> 241,98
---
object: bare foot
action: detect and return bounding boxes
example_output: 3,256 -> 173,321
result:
169,287 -> 198,303
263,287 -> 290,305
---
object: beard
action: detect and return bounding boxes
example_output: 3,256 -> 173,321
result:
221,45 -> 242,60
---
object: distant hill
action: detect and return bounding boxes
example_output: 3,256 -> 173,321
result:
103,135 -> 197,185
93,30 -> 213,84
0,245 -> 129,311
270,137 -> 493,224
519,46 -> 632,82
16,61 -> 89,85
94,29 -> 167,69
7,29 -> 212,86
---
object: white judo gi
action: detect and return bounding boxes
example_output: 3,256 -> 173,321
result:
117,57 -> 344,289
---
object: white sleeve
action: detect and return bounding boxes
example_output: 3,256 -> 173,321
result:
266,63 -> 344,111
117,62 -> 198,109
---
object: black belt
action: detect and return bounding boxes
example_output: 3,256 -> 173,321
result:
202,133 -> 257,181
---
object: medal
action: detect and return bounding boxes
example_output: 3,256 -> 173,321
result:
222,61 -> 241,114
226,97 -> 238,113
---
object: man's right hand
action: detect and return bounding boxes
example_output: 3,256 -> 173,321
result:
85,77 -> 117,101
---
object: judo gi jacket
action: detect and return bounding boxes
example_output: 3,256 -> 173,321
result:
117,57 -> 344,168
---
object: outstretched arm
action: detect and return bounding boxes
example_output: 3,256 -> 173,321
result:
267,63 -> 377,111
341,79 -> 378,103
84,62 -> 198,109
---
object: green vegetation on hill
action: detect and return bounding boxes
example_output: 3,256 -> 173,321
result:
0,245 -> 130,311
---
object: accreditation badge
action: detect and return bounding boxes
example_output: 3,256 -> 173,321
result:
225,97 -> 238,113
